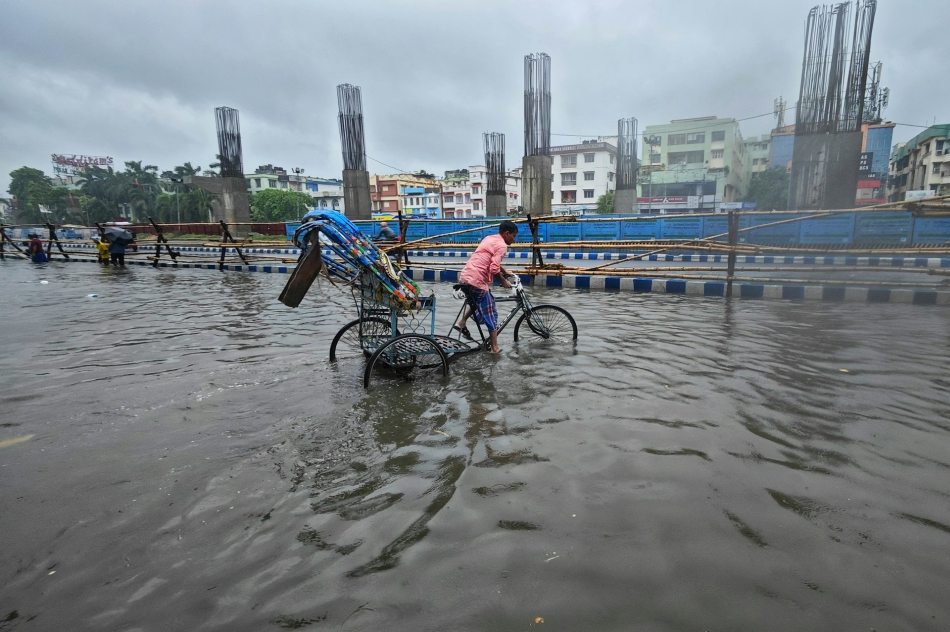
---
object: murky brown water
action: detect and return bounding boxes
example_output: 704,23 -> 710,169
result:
1,261 -> 949,631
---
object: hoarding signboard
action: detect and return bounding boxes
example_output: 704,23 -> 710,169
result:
51,154 -> 114,177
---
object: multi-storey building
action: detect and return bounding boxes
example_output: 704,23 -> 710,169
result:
440,165 -> 522,219
550,140 -> 616,213
641,117 -> 749,213
744,135 -> 771,175
768,124 -> 796,172
401,186 -> 442,218
887,123 -> 950,202
369,174 -> 441,218
855,121 -> 895,206
245,166 -> 344,212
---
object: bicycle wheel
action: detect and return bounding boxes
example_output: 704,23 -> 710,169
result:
329,317 -> 395,361
364,334 -> 449,388
513,305 -> 578,343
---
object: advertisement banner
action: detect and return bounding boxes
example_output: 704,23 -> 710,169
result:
51,154 -> 114,177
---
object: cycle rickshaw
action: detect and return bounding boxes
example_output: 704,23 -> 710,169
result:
279,211 -> 577,387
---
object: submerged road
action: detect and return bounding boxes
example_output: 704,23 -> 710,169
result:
1,261 -> 949,631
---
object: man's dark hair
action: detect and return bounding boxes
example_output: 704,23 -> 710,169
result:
498,220 -> 518,235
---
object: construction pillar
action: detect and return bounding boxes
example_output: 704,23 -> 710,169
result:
343,170 -> 372,220
522,155 -> 552,216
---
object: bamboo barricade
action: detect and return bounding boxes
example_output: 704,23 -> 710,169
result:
45,223 -> 70,261
0,224 -> 29,259
217,220 -> 249,270
146,217 -> 181,267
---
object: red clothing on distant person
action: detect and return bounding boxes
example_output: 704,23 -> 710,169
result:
459,233 -> 509,291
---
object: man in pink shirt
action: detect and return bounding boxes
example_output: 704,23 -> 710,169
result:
454,221 -> 518,353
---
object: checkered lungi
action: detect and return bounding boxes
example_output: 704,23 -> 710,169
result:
469,287 -> 498,332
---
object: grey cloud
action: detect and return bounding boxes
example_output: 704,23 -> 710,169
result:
1,0 -> 946,194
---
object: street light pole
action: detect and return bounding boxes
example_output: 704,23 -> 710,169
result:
292,167 -> 305,218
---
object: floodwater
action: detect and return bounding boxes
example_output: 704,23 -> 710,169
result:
1,261 -> 949,632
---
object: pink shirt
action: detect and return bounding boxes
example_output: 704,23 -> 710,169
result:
459,233 -> 508,291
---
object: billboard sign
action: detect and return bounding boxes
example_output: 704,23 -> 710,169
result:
636,196 -> 688,204
858,152 -> 873,173
51,154 -> 114,177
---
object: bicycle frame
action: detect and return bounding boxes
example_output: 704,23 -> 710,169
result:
449,284 -> 534,344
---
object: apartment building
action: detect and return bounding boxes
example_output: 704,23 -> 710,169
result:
744,135 -> 771,175
887,123 -> 950,202
370,174 -> 440,218
441,166 -> 522,219
245,166 -> 344,211
641,116 -> 749,213
550,140 -> 616,213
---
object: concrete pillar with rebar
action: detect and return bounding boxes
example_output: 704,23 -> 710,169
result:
338,84 -> 372,220
484,132 -> 508,216
521,53 -> 552,216
614,117 -> 639,213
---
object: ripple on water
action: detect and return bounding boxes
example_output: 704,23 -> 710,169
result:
1,264 -> 949,631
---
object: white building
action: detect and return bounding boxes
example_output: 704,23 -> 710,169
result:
245,169 -> 344,212
550,140 -> 616,214
441,165 -> 522,218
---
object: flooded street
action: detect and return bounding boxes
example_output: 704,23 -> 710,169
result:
1,261 -> 949,631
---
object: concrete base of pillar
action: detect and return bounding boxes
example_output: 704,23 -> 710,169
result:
522,155 -> 552,216
486,193 -> 508,217
187,175 -> 252,236
614,188 -> 639,214
343,170 -> 372,220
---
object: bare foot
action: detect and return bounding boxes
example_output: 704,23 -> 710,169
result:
490,347 -> 502,355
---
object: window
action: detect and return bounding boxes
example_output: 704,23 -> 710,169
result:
609,154 -> 614,163
561,190 -> 576,203
382,185 -> 391,193
711,131 -> 726,141
584,171 -> 595,181
668,133 -> 687,145
255,178 -> 262,188
473,201 -> 481,210
668,150 -> 705,165
562,154 -> 577,167
584,189 -> 595,199
561,173 -> 577,186
584,153 -> 595,163
934,163 -> 941,174
686,132 -> 705,144
650,153 -> 661,164
711,149 -> 724,159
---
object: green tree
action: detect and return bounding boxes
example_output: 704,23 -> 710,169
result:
76,165 -> 127,222
250,189 -> 313,222
595,191 -> 615,214
7,167 -> 52,221
746,167 -> 790,211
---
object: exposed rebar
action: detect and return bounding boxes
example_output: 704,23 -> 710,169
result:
523,53 -> 551,157
795,1 -> 876,135
616,117 -> 638,190
214,106 -> 244,178
337,84 -> 367,171
484,132 -> 506,195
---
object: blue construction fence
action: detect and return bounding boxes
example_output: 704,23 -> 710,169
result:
286,211 -> 950,247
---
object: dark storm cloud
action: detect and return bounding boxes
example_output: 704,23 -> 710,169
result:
1,0 -> 945,193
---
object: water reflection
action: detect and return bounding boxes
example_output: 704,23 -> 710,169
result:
1,264 -> 949,631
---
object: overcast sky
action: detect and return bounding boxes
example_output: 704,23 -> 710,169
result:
1,0 -> 945,194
